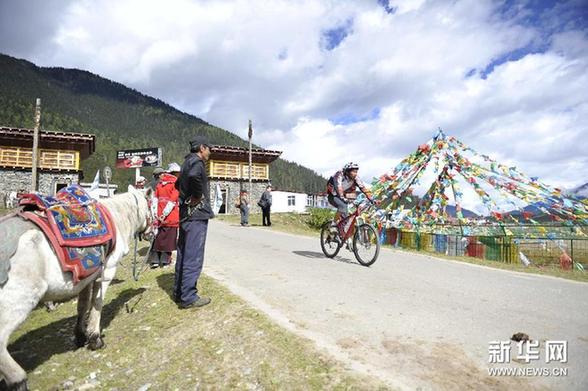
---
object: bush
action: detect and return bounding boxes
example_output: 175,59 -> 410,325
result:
307,208 -> 336,229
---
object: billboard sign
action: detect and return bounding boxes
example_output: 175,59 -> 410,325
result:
116,148 -> 162,169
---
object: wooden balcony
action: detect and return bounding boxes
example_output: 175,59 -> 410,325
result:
208,160 -> 269,180
0,146 -> 80,170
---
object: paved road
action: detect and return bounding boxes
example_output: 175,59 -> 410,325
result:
204,220 -> 588,390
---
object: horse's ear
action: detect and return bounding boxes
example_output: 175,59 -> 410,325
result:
128,184 -> 137,193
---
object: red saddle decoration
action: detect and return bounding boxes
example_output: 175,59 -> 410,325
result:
17,185 -> 117,284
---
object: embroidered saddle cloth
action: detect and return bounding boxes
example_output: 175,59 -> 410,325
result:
18,184 -> 116,284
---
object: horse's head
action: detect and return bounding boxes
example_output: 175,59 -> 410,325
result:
128,185 -> 156,240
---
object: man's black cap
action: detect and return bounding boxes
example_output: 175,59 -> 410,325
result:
190,135 -> 211,151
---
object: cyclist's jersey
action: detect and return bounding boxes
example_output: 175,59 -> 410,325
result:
327,170 -> 370,198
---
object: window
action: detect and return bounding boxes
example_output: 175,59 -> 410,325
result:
54,183 -> 68,194
287,195 -> 296,206
306,195 -> 313,207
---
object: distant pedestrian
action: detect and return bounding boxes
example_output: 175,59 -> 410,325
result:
173,136 -> 214,309
237,190 -> 249,226
150,163 -> 181,268
135,175 -> 147,189
259,185 -> 272,226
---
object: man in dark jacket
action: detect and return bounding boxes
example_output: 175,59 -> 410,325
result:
260,185 -> 272,226
173,136 -> 214,309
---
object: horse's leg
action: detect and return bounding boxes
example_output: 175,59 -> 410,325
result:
0,320 -> 32,391
74,284 -> 93,348
0,297 -> 40,390
86,261 -> 118,351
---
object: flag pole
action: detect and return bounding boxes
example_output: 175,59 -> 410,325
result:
248,120 -> 253,197
31,98 -> 41,192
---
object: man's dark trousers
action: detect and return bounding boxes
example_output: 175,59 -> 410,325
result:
262,206 -> 271,226
174,219 -> 208,306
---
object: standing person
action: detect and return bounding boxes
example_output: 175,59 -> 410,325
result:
150,167 -> 165,190
259,185 -> 273,226
238,190 -> 249,226
173,136 -> 214,309
150,163 -> 181,268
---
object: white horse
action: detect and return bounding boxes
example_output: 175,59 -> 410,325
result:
0,186 -> 153,391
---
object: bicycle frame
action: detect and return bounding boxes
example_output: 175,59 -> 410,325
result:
336,201 -> 372,241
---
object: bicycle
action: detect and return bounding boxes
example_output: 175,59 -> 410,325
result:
320,199 -> 381,266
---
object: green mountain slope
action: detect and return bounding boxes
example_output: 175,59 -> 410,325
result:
0,54 -> 326,193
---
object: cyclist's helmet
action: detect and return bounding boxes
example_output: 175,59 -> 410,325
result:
343,162 -> 359,172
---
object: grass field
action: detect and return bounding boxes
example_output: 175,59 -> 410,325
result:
7,251 -> 387,390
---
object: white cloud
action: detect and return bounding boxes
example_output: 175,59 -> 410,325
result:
267,118 -> 347,177
1,0 -> 587,192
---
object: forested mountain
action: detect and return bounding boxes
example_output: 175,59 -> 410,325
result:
0,54 -> 326,192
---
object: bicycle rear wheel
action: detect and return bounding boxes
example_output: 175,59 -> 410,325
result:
320,221 -> 341,258
353,224 -> 380,266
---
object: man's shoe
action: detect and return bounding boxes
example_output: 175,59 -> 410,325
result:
150,264 -> 159,269
329,224 -> 338,235
180,297 -> 211,309
345,239 -> 354,251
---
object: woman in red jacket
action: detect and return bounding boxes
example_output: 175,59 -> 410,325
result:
150,163 -> 181,268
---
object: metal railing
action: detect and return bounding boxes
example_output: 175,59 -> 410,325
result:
381,227 -> 588,269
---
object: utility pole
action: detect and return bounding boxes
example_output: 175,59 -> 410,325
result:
248,119 -> 253,197
31,98 -> 41,192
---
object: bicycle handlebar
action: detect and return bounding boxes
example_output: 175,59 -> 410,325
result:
350,199 -> 387,223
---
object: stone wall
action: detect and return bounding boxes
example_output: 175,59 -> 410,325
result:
0,168 -> 80,208
209,179 -> 269,215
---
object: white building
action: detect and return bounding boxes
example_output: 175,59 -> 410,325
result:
307,192 -> 332,209
79,182 -> 119,199
271,190 -> 309,213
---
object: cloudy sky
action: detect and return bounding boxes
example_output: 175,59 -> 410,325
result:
1,0 -> 587,192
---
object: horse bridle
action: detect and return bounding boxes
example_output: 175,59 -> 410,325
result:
131,192 -> 155,240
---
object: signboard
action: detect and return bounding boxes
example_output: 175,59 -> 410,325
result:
116,148 -> 162,169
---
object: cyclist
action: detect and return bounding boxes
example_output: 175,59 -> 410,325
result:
327,162 -> 374,228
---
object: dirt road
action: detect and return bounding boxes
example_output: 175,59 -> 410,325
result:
205,220 -> 588,390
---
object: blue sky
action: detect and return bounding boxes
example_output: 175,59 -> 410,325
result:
322,18 -> 354,51
0,0 -> 587,195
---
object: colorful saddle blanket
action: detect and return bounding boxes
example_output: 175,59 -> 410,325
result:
18,184 -> 116,284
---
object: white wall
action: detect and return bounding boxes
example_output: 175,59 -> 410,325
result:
271,191 -> 308,213
79,183 -> 118,199
308,194 -> 332,209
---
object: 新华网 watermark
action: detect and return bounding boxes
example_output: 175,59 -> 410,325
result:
487,339 -> 568,377
488,367 -> 568,377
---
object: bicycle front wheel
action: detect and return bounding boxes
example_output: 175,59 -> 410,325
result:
353,224 -> 380,266
320,221 -> 341,258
